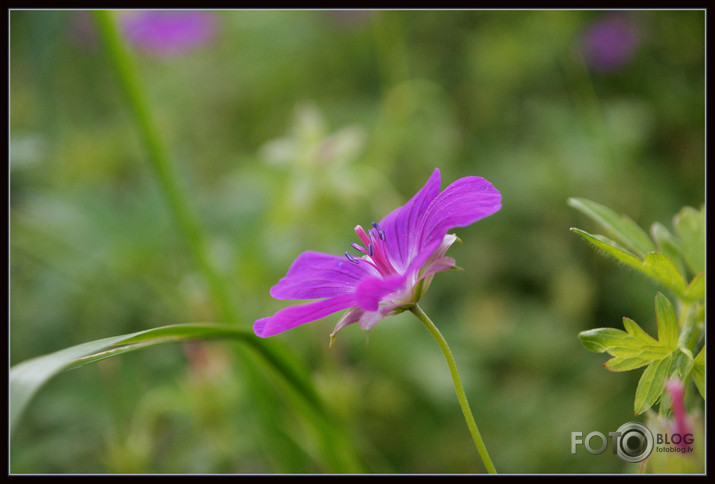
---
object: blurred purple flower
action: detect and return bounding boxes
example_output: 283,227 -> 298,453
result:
580,13 -> 640,72
253,168 -> 501,340
68,10 -> 219,57
121,10 -> 218,56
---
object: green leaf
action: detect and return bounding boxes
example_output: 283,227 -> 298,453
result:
642,252 -> 691,299
673,206 -> 705,275
622,317 -> 659,346
691,347 -> 705,399
671,347 -> 694,383
578,327 -> 635,353
568,198 -> 655,257
578,293 -> 692,415
570,228 -> 689,299
654,293 -> 679,350
650,222 -> 684,274
603,355 -> 656,372
683,273 -> 705,302
578,295 -> 682,365
10,323 -> 255,435
578,323 -> 670,373
571,227 -> 639,259
634,354 -> 673,415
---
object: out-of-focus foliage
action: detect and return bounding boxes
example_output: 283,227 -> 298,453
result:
10,10 -> 704,474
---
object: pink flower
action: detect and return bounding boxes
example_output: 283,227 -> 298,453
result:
68,11 -> 219,57
665,378 -> 693,450
580,13 -> 640,72
121,11 -> 218,57
253,169 -> 501,340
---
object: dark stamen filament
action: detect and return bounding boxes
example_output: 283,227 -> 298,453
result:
372,222 -> 386,241
346,222 -> 398,276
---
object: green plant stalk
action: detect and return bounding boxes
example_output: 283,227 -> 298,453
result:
677,300 -> 701,411
91,10 -> 316,402
92,11 -> 361,472
92,10 -> 239,325
409,304 -> 497,474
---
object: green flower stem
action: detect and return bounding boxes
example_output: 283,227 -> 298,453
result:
92,10 -> 239,325
92,12 -> 362,472
91,9 -> 317,404
409,304 -> 497,474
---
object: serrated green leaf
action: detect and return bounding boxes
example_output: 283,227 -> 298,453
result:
684,273 -> 705,302
672,347 -> 694,382
673,206 -> 705,275
650,222 -> 684,274
579,293 -> 685,412
622,317 -> 659,346
568,198 -> 655,257
570,228 -> 688,298
643,253 -> 689,299
578,327 -> 632,353
10,323 -> 255,435
691,347 -> 705,399
604,355 -> 653,372
634,355 -> 673,415
579,324 -> 671,361
607,345 -> 667,359
570,228 -> 638,258
654,293 -> 679,350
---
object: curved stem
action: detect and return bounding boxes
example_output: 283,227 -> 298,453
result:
409,304 -> 497,474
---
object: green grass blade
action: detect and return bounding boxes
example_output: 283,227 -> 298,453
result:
92,10 -> 240,325
10,323 -> 253,435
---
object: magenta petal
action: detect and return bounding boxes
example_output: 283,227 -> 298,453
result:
377,169 -> 442,272
354,274 -> 406,312
270,251 -> 376,300
253,294 -> 356,337
418,176 -> 501,251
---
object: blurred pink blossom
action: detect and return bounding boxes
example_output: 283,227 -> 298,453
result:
121,10 -> 219,56
579,13 -> 640,72
69,10 -> 219,57
665,378 -> 693,450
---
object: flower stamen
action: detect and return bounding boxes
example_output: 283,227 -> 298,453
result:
372,221 -> 386,241
347,223 -> 399,277
355,225 -> 371,247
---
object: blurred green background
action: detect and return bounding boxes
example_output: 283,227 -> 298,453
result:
10,9 -> 704,474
